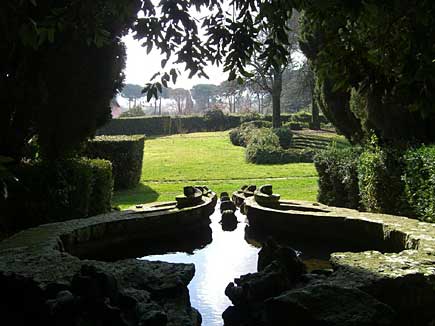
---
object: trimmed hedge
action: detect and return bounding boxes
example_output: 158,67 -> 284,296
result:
403,146 -> 435,222
88,159 -> 114,216
358,140 -> 410,215
2,158 -> 113,231
97,116 -> 171,136
86,135 -> 145,190
314,146 -> 361,209
96,112 -> 329,136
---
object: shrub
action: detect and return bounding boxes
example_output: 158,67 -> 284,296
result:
314,146 -> 361,209
119,106 -> 145,117
403,146 -> 435,222
240,112 -> 261,123
87,159 -> 113,216
246,129 -> 314,164
358,137 -> 410,215
272,126 -> 293,149
284,121 -> 304,131
2,158 -> 113,232
246,145 -> 314,164
86,135 -> 145,190
292,111 -> 312,123
229,128 -> 242,146
204,109 -> 227,131
97,116 -> 171,136
244,120 -> 273,129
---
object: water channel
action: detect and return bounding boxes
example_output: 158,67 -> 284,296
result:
139,203 -> 336,326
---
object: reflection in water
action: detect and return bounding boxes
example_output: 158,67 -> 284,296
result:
140,204 -> 334,326
141,206 -> 259,326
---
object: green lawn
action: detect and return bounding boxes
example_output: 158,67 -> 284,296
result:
113,130 -> 335,209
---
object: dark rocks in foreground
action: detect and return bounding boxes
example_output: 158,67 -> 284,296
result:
223,240 -> 395,326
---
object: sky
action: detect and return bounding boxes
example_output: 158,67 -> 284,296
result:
123,33 -> 229,89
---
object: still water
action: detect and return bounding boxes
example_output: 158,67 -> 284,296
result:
139,204 -> 333,326
140,206 -> 259,326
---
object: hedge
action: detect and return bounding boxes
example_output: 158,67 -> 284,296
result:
358,140 -> 410,215
96,116 -> 171,136
403,146 -> 435,222
96,112 -> 329,136
1,158 -> 113,232
314,146 -> 361,209
86,135 -> 145,190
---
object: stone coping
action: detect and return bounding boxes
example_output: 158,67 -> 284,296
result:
244,196 -> 435,281
0,192 -> 216,288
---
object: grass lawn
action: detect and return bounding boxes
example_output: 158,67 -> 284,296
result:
113,130 -> 343,209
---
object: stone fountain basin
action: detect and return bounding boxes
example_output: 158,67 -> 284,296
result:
243,196 -> 435,323
0,193 -> 217,326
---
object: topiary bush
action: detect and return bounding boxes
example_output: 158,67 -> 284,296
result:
272,126 -> 293,149
402,146 -> 435,222
314,146 -> 361,209
86,135 -> 145,190
1,158 -> 113,232
358,137 -> 410,215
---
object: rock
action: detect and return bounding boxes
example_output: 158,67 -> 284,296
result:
257,238 -> 306,280
220,200 -> 236,213
221,210 -> 238,231
265,284 -> 395,326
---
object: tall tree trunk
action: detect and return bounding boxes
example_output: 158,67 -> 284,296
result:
159,97 -> 162,115
272,68 -> 282,128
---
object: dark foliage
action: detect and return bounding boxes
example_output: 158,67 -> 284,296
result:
403,146 -> 435,222
1,0 -> 140,160
1,158 -> 113,232
86,135 -> 145,190
358,138 -> 411,215
314,146 -> 361,209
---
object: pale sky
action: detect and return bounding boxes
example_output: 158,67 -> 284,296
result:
122,33 -> 228,90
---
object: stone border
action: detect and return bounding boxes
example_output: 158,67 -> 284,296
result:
0,193 -> 217,325
243,196 -> 435,322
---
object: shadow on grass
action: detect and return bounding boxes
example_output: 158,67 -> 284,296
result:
113,183 -> 160,208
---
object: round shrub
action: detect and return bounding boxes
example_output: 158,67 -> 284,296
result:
272,127 -> 293,149
229,128 -> 242,146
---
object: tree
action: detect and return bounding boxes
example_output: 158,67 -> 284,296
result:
121,84 -> 144,109
218,80 -> 244,113
1,0 -> 141,160
168,88 -> 190,115
246,11 -> 301,128
299,1 -> 435,143
191,84 -> 219,112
